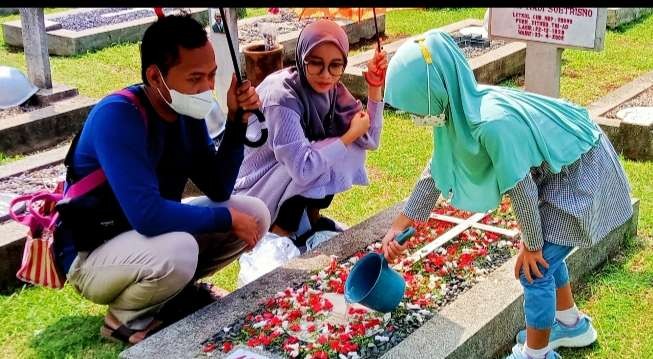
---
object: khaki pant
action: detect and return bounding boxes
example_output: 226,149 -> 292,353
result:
66,195 -> 270,330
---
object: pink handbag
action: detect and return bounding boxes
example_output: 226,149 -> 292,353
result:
9,169 -> 106,289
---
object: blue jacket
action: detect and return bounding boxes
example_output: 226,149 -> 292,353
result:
57,85 -> 245,272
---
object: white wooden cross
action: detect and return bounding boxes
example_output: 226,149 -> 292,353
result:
394,210 -> 519,268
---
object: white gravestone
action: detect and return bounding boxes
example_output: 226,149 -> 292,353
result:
489,8 -> 607,98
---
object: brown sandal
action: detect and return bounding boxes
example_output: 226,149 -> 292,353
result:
100,317 -> 163,345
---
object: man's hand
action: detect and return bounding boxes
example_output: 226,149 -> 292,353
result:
226,74 -> 261,124
514,241 -> 549,283
229,207 -> 261,250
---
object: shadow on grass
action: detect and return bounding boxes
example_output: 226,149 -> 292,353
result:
29,314 -> 125,358
570,234 -> 646,297
1,43 -> 24,54
610,12 -> 653,34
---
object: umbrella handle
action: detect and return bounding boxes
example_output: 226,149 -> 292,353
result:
372,8 -> 381,52
239,108 -> 268,148
219,7 -> 268,148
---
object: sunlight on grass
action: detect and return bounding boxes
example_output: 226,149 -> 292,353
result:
0,152 -> 22,165
0,8 -> 651,359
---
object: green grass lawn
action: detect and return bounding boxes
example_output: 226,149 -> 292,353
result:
0,152 -> 22,165
1,8 -> 652,359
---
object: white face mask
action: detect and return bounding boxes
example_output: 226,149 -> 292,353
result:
156,69 -> 215,119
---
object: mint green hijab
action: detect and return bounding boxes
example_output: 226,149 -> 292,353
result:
385,30 -> 601,212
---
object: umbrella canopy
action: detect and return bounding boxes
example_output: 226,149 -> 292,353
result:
292,8 -> 385,51
294,8 -> 385,22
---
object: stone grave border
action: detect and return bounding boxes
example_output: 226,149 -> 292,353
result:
588,70 -> 653,161
0,89 -> 96,156
2,8 -> 209,56
341,19 -> 526,101
235,13 -> 386,72
120,197 -> 639,358
0,8 -> 19,15
607,8 -> 653,29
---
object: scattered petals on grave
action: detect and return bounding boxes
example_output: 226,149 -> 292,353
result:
202,198 -> 520,358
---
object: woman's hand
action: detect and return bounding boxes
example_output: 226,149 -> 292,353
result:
340,110 -> 370,145
363,50 -> 388,102
365,50 -> 388,85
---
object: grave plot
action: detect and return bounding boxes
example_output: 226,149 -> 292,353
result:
236,10 -> 385,67
0,163 -> 65,200
0,93 -> 94,156
199,200 -> 520,359
1,9 -> 96,161
607,8 -> 653,29
341,19 -> 526,101
121,194 -> 638,359
588,70 -> 653,160
2,8 -> 209,56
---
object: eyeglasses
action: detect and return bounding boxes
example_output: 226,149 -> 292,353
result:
303,59 -> 345,77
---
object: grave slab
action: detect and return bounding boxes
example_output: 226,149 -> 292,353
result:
0,95 -> 96,156
616,107 -> 653,126
35,83 -> 79,105
3,8 -> 209,56
607,8 -> 653,29
0,144 -> 68,180
588,70 -> 653,160
121,198 -> 639,358
0,220 -> 28,292
0,8 -> 19,15
341,19 -> 526,101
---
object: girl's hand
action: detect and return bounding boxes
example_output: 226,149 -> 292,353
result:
514,241 -> 549,283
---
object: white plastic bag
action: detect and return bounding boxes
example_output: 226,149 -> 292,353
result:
237,232 -> 300,288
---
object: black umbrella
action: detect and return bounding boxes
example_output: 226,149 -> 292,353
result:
218,8 -> 268,148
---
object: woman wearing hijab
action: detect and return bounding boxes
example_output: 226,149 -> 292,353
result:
381,30 -> 632,359
234,20 -> 388,243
